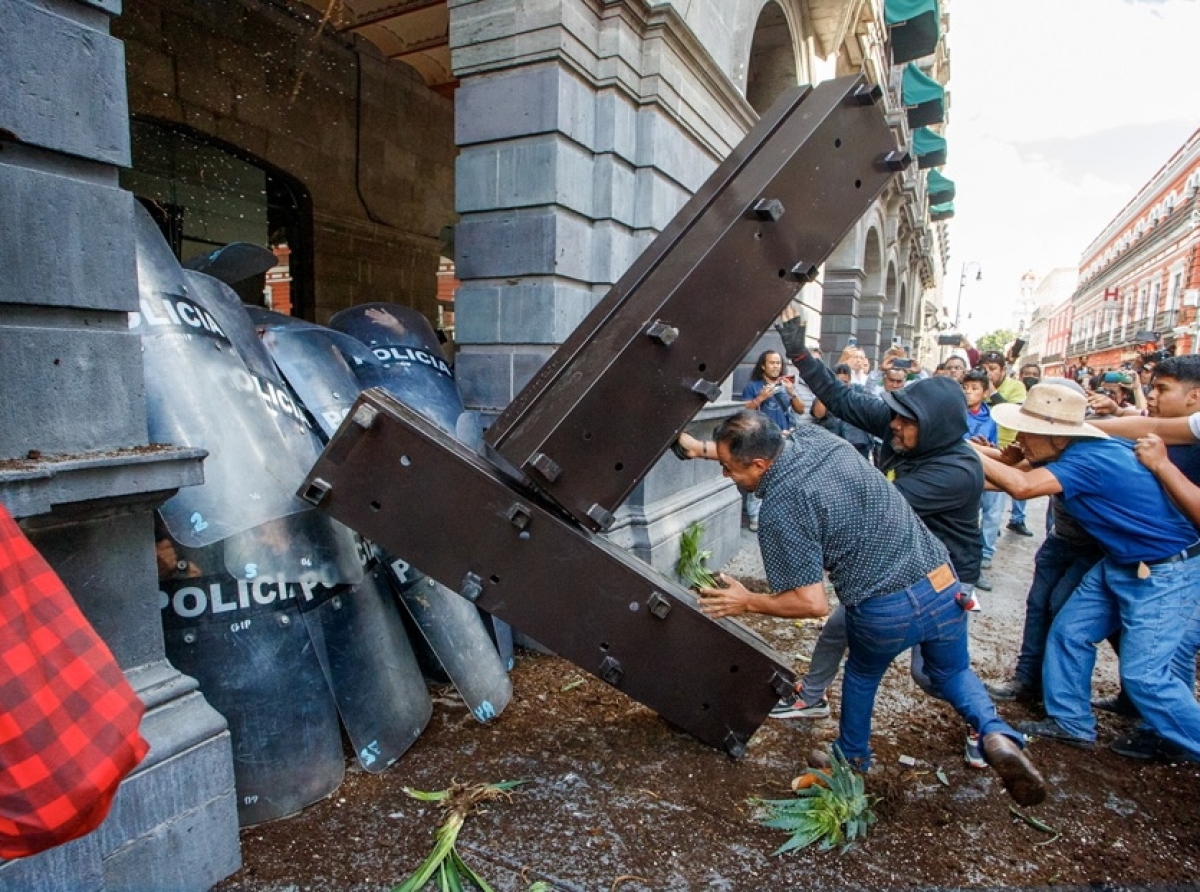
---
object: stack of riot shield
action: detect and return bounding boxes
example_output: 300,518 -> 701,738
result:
132,208 -> 509,825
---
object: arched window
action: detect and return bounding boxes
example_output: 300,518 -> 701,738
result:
746,2 -> 801,115
121,118 -> 314,317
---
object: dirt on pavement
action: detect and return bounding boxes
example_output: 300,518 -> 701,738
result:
216,497 -> 1200,891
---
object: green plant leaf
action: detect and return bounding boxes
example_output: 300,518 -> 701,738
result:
450,848 -> 496,892
403,787 -> 450,802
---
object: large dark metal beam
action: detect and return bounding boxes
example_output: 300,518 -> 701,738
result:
484,74 -> 907,530
301,391 -> 795,755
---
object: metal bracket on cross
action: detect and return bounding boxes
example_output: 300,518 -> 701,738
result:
300,74 -> 906,754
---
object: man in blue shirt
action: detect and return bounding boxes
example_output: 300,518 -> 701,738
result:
976,384 -> 1200,760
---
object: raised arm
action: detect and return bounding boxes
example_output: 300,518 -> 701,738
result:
1090,414 -> 1196,444
1135,434 -> 1200,529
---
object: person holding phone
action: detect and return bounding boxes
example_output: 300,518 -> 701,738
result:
739,350 -> 805,530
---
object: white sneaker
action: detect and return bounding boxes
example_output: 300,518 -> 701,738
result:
965,732 -> 987,769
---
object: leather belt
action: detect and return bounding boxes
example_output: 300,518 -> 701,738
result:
1146,541 -> 1200,569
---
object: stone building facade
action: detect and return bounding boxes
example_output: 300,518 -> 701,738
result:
1,1 -> 950,887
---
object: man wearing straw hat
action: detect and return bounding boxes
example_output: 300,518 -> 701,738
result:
973,383 -> 1200,761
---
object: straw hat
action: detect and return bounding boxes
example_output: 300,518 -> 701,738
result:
990,382 -> 1109,439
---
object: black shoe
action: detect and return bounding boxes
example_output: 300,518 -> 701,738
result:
1006,521 -> 1034,537
1109,727 -> 1163,761
1092,692 -> 1140,720
986,676 -> 1040,703
1109,727 -> 1197,763
982,732 -> 1047,807
1015,718 -> 1096,750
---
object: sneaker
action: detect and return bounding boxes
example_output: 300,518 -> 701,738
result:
1015,718 -> 1096,750
1092,692 -> 1140,720
975,574 -> 993,592
1109,727 -> 1196,763
1109,727 -> 1163,761
964,732 -> 987,769
1006,521 -> 1034,537
986,676 -> 1040,703
981,558 -> 993,569
748,520 -> 759,532
770,695 -> 831,720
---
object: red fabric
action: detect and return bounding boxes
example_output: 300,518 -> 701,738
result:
0,503 -> 149,859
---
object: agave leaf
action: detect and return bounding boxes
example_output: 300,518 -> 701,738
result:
772,825 -> 826,855
761,814 -> 820,831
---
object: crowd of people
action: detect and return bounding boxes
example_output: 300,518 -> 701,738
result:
674,318 -> 1200,807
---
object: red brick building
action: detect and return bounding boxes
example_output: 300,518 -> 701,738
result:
1068,128 -> 1200,372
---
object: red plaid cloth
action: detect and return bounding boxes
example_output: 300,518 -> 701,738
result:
0,503 -> 148,859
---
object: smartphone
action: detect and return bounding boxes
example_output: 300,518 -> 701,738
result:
892,358 -> 913,370
1011,338 -> 1027,357
936,334 -> 963,346
847,336 -> 858,347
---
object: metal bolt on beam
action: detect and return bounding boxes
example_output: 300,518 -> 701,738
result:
752,198 -> 785,221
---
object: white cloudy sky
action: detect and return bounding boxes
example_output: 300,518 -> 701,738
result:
942,0 -> 1200,337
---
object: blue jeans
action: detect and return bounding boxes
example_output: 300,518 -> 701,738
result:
980,491 -> 1006,561
745,492 -> 761,521
838,568 -> 1021,767
1011,535 -> 1101,687
1010,499 -> 1027,525
1042,557 -> 1200,758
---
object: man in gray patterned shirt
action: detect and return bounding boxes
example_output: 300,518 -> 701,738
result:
694,410 -> 1046,806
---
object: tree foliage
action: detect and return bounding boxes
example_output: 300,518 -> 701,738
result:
976,329 -> 1017,355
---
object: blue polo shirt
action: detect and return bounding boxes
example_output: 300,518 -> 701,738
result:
1046,437 -> 1197,564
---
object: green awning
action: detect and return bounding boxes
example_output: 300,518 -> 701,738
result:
926,169 -> 955,204
913,127 -> 947,169
886,0 -> 940,64
929,201 -> 954,221
902,63 -> 945,128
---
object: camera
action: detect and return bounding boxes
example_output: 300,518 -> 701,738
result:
847,336 -> 858,347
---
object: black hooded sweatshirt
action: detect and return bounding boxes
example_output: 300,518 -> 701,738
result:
795,355 -> 983,585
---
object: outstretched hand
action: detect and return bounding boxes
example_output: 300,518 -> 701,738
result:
698,573 -> 751,619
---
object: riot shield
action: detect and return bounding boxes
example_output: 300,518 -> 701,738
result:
156,536 -> 345,826
329,302 -> 479,446
247,309 -> 381,437
300,564 -> 432,771
130,211 -> 315,547
385,557 -> 512,724
255,308 -> 512,721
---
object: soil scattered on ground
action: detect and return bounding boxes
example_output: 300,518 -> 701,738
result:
217,502 -> 1200,891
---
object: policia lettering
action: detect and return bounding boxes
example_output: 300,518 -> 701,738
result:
372,344 -> 453,379
160,576 -> 332,621
132,291 -> 310,430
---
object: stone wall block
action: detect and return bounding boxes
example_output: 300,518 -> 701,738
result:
0,1 -> 130,165
455,212 -> 557,279
455,66 -> 560,146
0,833 -> 104,892
455,351 -> 515,409
0,166 -> 137,312
0,326 -> 147,461
453,284 -> 502,342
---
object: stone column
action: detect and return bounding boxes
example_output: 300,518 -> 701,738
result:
0,1 -> 239,888
818,268 -> 866,359
448,0 -> 756,570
